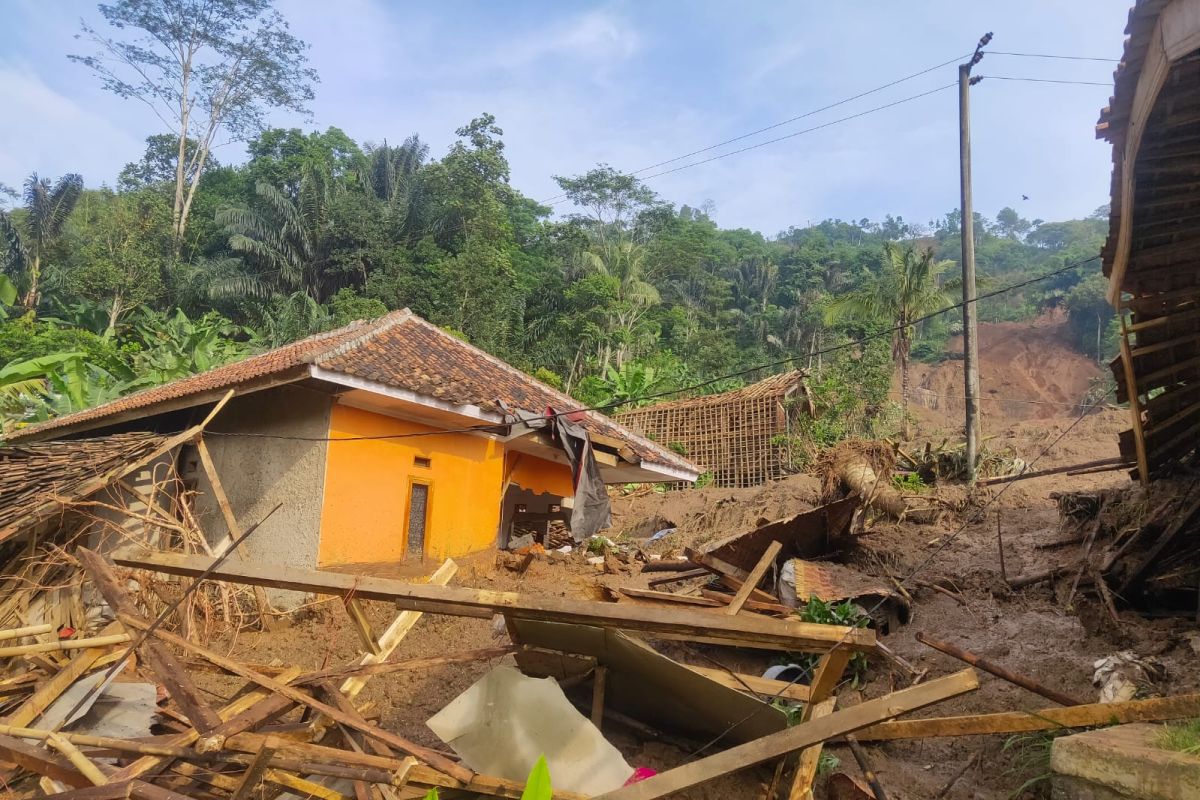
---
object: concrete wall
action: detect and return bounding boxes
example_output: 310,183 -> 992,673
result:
186,385 -> 331,606
318,403 -> 505,565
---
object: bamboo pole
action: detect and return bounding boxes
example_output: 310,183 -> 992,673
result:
0,634 -> 130,658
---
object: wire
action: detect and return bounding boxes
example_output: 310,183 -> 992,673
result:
984,50 -> 1120,63
635,83 -> 957,184
204,253 -> 1103,443
688,384 -> 1115,756
978,76 -> 1111,87
539,53 -> 971,203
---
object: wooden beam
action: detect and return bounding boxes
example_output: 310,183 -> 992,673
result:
683,666 -> 810,703
853,692 -> 1200,741
915,632 -> 1085,707
118,613 -> 474,783
590,666 -> 607,728
684,548 -> 780,604
593,669 -> 978,800
785,697 -> 836,800
343,599 -> 382,656
786,649 -> 851,800
724,541 -> 782,616
115,552 -> 876,653
193,436 -> 275,626
340,559 -> 457,700
229,746 -> 274,800
1119,317 -> 1150,485
77,548 -> 222,734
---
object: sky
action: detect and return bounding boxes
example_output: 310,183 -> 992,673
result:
0,1 -> 1131,236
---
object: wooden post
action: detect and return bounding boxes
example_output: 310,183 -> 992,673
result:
591,666 -> 607,729
724,541 -> 782,616
343,599 -> 382,656
959,34 -> 991,480
1119,315 -> 1150,485
193,435 -> 275,626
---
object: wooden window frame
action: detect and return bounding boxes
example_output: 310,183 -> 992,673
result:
403,477 -> 432,561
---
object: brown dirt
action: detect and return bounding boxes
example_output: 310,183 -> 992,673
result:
909,312 -> 1106,423
182,319 -> 1192,800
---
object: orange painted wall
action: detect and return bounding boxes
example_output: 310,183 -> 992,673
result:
506,453 -> 574,497
318,403 -> 506,566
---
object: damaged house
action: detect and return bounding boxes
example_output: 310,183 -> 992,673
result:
4,310 -> 698,578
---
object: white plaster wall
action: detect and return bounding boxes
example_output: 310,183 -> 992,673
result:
186,385 -> 331,607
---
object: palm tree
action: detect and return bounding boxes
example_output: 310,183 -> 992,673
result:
216,169 -> 336,303
0,173 -> 84,311
825,242 -> 956,436
574,238 -> 661,371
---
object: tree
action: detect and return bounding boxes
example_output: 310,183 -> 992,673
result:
60,189 -> 171,334
0,173 -> 84,311
71,0 -> 318,253
825,242 -> 955,436
118,134 -> 219,191
217,169 -> 338,303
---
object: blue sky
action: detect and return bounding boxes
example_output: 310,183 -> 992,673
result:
1,1 -> 1129,236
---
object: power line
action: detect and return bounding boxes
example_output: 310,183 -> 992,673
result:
978,75 -> 1111,87
205,252 -> 1103,443
539,53 -> 971,204
631,84 -> 957,185
984,50 -> 1119,63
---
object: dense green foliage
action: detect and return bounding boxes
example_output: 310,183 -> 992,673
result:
0,1 -> 1113,437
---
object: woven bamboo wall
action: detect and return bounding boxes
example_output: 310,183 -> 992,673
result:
616,371 -> 806,488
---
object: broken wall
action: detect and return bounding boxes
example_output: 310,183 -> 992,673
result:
186,385 -> 331,607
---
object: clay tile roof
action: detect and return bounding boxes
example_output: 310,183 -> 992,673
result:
314,315 -> 698,474
614,370 -> 807,415
9,310 -> 697,476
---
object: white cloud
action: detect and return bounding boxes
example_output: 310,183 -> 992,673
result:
0,65 -> 144,189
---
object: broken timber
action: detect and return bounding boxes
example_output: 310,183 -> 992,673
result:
114,552 -> 876,653
594,669 -> 979,800
852,692 -> 1200,740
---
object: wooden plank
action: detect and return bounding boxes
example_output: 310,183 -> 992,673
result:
683,666 -> 810,703
685,548 -> 778,604
646,568 -> 708,587
853,692 -> 1200,741
116,552 -> 876,654
593,669 -> 979,800
118,613 -> 473,783
193,436 -> 275,626
344,599 -> 382,656
77,548 -> 222,734
724,541 -> 782,615
229,746 -> 274,800
591,666 -> 607,728
785,697 -> 836,800
340,559 -> 457,700
786,649 -> 851,800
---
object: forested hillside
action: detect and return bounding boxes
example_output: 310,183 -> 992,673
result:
0,2 -> 1112,439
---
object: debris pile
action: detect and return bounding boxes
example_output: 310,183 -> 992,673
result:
1054,477 -> 1200,616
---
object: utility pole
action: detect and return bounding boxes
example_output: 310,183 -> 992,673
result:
959,33 -> 990,482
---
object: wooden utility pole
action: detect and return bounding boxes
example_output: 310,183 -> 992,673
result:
959,33 -> 991,482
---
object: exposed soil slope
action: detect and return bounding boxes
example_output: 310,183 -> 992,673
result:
909,312 -> 1105,423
